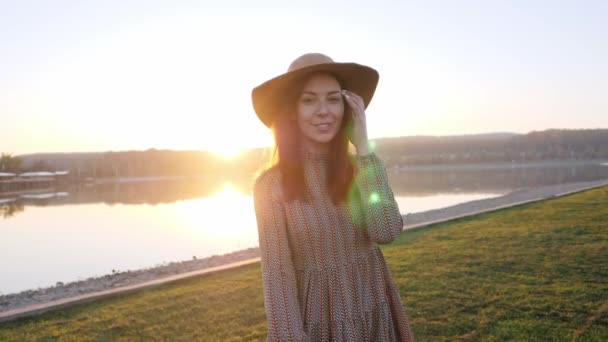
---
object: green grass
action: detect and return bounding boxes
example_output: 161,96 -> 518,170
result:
1,186 -> 607,341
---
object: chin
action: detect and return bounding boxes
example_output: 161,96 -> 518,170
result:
301,125 -> 342,146
312,132 -> 338,144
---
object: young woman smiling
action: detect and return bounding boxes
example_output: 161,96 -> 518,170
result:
251,53 -> 413,341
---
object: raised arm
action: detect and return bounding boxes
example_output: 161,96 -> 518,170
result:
254,173 -> 308,341
342,89 -> 403,244
354,152 -> 403,244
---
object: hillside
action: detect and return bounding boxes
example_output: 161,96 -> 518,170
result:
7,129 -> 608,180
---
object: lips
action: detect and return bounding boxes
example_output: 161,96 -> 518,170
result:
312,122 -> 334,132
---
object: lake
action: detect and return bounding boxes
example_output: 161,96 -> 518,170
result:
1,160 -> 607,295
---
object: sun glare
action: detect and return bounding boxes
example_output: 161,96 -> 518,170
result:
172,182 -> 257,250
212,145 -> 244,159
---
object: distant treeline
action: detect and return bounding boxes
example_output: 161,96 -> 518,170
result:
375,129 -> 608,166
14,149 -> 269,181
9,129 -> 608,180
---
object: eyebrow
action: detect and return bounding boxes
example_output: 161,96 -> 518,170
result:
301,90 -> 342,96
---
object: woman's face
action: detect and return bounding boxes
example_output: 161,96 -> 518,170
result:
296,73 -> 344,151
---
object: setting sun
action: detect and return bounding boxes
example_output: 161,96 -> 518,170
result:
211,144 -> 244,159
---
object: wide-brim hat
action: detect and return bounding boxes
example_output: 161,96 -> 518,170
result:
252,53 -> 379,128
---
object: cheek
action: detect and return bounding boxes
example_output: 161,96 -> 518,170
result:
296,108 -> 311,134
297,103 -> 312,122
334,105 -> 345,124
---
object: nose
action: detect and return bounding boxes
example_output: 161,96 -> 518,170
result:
316,99 -> 329,117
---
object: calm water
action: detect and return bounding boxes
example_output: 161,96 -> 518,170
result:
1,160 -> 607,295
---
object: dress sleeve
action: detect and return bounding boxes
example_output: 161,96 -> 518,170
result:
354,152 -> 403,244
254,174 -> 308,342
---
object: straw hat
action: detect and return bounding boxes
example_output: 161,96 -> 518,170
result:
251,53 -> 379,128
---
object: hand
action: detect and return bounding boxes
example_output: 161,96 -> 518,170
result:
342,89 -> 370,155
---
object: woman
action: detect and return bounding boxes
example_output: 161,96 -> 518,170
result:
252,53 -> 413,341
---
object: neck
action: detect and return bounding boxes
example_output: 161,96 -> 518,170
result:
301,138 -> 330,154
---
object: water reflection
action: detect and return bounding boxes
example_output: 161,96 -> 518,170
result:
0,181 -> 258,295
1,161 -> 608,294
0,200 -> 24,219
395,193 -> 503,215
171,182 -> 258,252
2,161 -> 607,217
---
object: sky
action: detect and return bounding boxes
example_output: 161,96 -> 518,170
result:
1,0 -> 607,156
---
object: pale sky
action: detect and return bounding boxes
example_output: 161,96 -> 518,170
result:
1,0 -> 607,156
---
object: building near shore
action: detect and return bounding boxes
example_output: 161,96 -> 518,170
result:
0,171 -> 69,195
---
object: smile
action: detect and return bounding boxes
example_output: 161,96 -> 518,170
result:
313,122 -> 334,129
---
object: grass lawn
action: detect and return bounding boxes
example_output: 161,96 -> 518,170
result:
1,186 -> 607,341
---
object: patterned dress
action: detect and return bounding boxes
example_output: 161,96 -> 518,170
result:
254,152 -> 413,341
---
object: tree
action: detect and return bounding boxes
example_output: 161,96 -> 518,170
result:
29,159 -> 53,172
0,153 -> 23,172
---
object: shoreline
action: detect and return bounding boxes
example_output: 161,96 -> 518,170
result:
2,178 -> 608,323
402,178 -> 608,230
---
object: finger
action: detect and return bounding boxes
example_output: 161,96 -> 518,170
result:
347,101 -> 364,117
343,90 -> 364,105
342,91 -> 362,108
343,89 -> 359,97
342,92 -> 359,110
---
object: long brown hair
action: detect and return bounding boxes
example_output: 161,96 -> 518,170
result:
270,72 -> 355,204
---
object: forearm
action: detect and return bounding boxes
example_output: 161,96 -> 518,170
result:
354,152 -> 403,244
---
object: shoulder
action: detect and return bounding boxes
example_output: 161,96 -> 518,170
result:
254,166 -> 282,199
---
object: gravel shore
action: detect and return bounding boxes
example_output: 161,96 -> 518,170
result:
0,248 -> 260,319
403,179 -> 608,229
1,179 -> 607,321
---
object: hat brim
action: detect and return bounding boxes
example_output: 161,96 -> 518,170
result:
252,63 -> 379,128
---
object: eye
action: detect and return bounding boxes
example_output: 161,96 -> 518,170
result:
300,96 -> 316,104
328,96 -> 341,103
